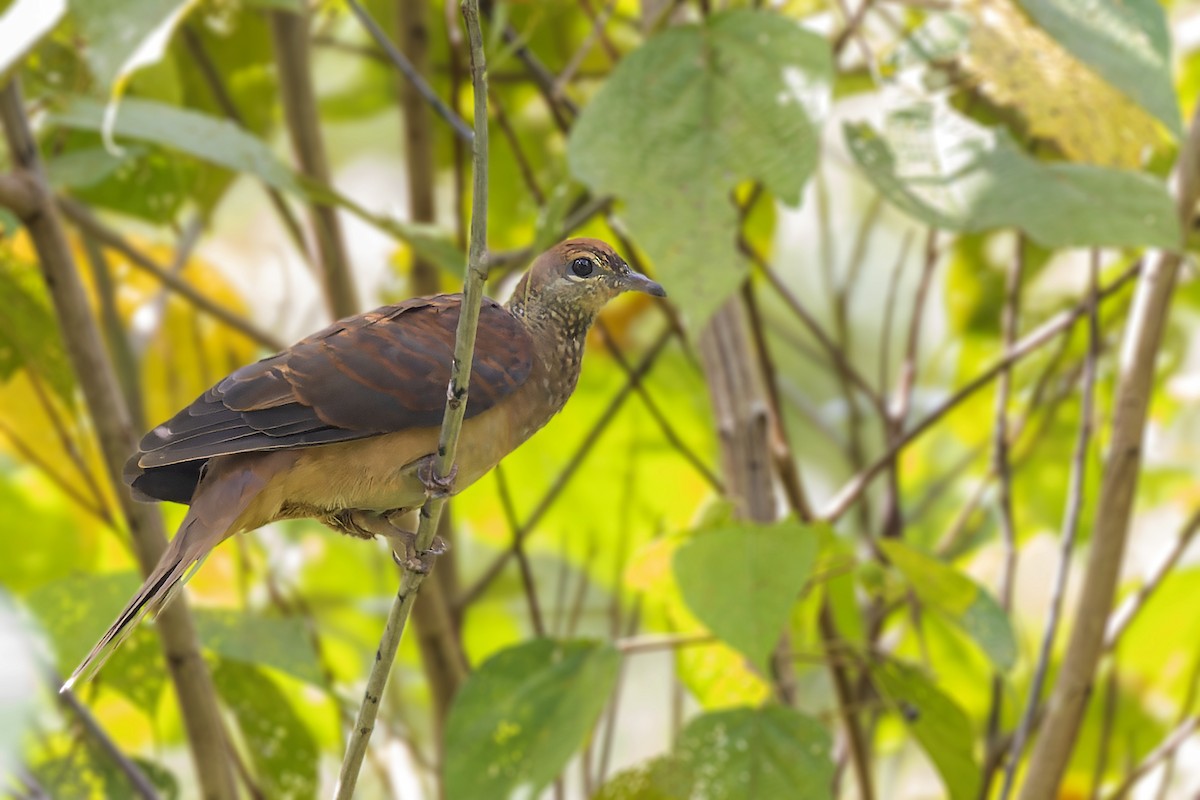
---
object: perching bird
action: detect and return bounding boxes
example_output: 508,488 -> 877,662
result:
66,238 -> 664,689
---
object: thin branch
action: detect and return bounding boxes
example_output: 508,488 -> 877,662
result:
55,197 -> 284,350
747,242 -> 888,420
0,421 -> 114,526
455,326 -> 674,611
347,0 -> 473,142
982,234 -> 1024,794
595,319 -> 723,492
333,3 -> 488,794
495,464 -> 547,636
56,678 -> 161,800
1103,715 -> 1199,800
0,77 -> 238,800
0,171 -> 35,217
832,0 -> 879,56
179,26 -> 309,258
1017,101 -> 1200,800
271,8 -> 359,319
1104,506 -> 1200,651
820,260 -> 1141,523
1001,249 -> 1101,800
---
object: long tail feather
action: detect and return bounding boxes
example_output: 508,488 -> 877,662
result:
63,514 -> 212,691
63,456 -> 276,692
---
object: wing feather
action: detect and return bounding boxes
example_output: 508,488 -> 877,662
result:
127,296 -> 534,503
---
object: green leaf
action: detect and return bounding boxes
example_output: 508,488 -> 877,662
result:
194,609 -> 323,685
444,638 -> 620,800
673,520 -> 819,673
878,539 -> 1016,671
0,0 -> 66,77
593,756 -> 695,800
568,9 -> 831,322
674,706 -> 833,800
31,743 -> 180,800
51,95 -> 301,192
72,0 -> 197,91
213,660 -> 319,800
24,572 -> 167,712
844,104 -> 1180,250
49,96 -> 463,268
1017,0 -> 1179,135
47,139 -> 196,224
872,661 -> 980,800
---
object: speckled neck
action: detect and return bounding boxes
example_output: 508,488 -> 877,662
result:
506,280 -> 595,410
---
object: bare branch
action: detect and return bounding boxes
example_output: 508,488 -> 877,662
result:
271,9 -> 359,319
1001,249 -> 1102,799
1016,101 -> 1200,800
333,2 -> 488,794
820,260 -> 1141,523
347,0 -> 474,142
56,198 -> 285,350
0,77 -> 237,800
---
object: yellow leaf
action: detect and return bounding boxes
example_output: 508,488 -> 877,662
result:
962,0 -> 1164,168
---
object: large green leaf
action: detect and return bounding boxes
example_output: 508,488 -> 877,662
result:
23,572 -> 167,711
873,661 -> 980,800
31,743 -> 180,800
444,638 -> 620,800
194,609 -> 323,685
844,104 -> 1180,249
0,0 -> 66,77
52,96 -> 300,192
213,660 -> 319,800
673,520 -> 819,673
592,707 -> 832,800
878,539 -> 1016,671
49,96 -> 463,269
568,9 -> 831,322
1017,0 -> 1179,135
675,706 -> 832,800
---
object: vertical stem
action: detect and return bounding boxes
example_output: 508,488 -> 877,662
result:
0,78 -> 237,800
332,2 -> 488,795
270,8 -> 359,319
1017,102 -> 1200,800
981,234 -> 1024,796
394,0 -> 467,752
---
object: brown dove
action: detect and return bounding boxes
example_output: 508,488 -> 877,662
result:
66,238 -> 664,688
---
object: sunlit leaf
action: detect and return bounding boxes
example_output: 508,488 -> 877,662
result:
194,609 -> 323,686
963,0 -> 1167,167
593,756 -> 695,800
593,707 -> 831,800
213,660 -> 319,800
845,104 -> 1179,249
0,0 -> 66,77
626,535 -> 772,708
878,539 -> 1016,671
873,661 -> 980,800
0,254 -> 74,404
1017,0 -> 1179,135
673,520 -> 820,673
444,638 -> 620,800
674,706 -> 833,800
24,571 -> 167,711
31,742 -> 180,800
568,9 -> 832,322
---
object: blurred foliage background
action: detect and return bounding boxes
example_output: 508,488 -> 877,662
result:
1,0 -> 1199,798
